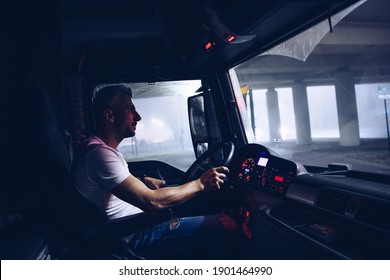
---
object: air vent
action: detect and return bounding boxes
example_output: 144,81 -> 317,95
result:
356,200 -> 390,231
316,190 -> 350,215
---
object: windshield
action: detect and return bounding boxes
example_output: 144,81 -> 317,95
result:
231,0 -> 390,173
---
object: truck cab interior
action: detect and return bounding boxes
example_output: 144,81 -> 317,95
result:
1,0 -> 390,260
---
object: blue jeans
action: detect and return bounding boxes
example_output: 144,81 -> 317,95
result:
128,213 -> 240,259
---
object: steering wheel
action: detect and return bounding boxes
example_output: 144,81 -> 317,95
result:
179,141 -> 235,184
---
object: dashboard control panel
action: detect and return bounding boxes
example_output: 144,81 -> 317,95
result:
230,144 -> 297,196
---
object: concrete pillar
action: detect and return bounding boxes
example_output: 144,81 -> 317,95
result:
334,72 -> 360,146
292,82 -> 312,144
266,88 -> 282,141
248,89 -> 256,138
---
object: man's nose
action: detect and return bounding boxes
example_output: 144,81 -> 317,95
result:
135,111 -> 142,121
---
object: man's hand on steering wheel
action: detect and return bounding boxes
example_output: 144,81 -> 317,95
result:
180,141 -> 235,184
198,166 -> 229,191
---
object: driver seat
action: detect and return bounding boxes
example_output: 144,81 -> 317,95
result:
36,87 -> 174,259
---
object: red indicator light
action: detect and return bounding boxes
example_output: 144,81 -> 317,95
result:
204,40 -> 216,52
274,175 -> 284,182
227,35 -> 236,42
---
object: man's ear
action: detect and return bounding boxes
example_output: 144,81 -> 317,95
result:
102,109 -> 115,123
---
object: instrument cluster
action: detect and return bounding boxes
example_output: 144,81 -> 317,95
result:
230,144 -> 297,196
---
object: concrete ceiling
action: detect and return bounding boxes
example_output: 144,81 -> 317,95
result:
235,0 -> 390,89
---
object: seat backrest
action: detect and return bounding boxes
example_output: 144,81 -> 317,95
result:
38,88 -> 106,229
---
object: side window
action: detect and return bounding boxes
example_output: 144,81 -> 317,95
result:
108,80 -> 201,171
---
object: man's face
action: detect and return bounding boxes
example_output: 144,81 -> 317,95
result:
115,95 -> 142,138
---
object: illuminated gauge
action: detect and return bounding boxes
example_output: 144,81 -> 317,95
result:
241,158 -> 255,174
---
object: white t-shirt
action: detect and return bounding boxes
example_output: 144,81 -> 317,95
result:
72,135 -> 143,219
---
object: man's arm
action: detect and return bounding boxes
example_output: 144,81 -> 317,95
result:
110,166 -> 229,214
142,176 -> 167,190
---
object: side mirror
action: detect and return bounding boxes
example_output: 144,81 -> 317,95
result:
188,93 -> 209,158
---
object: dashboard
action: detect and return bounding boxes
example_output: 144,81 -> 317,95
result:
229,144 -> 298,196
227,143 -> 390,259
